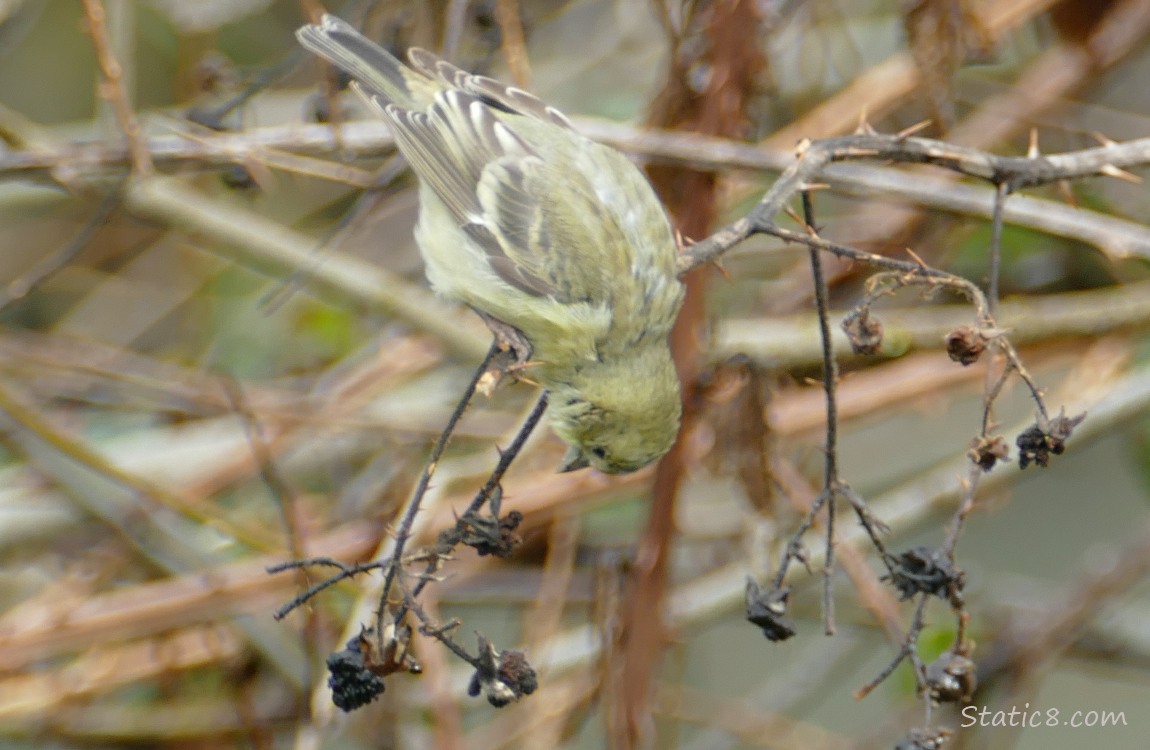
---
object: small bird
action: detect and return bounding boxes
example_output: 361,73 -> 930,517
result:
297,15 -> 684,473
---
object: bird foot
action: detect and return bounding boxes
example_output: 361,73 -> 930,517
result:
474,312 -> 539,396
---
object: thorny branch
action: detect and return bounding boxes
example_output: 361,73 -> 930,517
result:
676,133 -> 1150,274
3,120 -> 1149,254
800,191 -> 842,635
266,125 -> 1103,713
270,344 -> 547,710
731,132 -> 1092,735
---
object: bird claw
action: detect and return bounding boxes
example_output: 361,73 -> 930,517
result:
474,312 -> 539,396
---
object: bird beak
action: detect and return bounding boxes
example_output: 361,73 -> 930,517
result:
557,446 -> 589,473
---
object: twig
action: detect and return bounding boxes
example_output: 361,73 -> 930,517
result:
399,390 -> 551,610
678,134 -> 1150,273
856,596 -> 930,700
270,558 -> 387,620
987,181 -> 1010,315
4,121 -> 1149,259
494,0 -> 531,87
124,175 -> 489,362
0,187 -> 122,310
462,392 -> 550,518
800,190 -> 839,635
223,380 -> 301,549
375,343 -> 504,649
81,0 -> 152,176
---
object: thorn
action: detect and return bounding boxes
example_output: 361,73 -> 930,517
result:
855,108 -> 876,135
795,137 -> 812,157
1027,129 -> 1039,159
783,205 -> 808,230
517,368 -> 542,386
711,257 -> 733,283
1057,179 -> 1078,208
896,119 -> 931,139
1090,131 -> 1117,147
1099,163 -> 1142,184
674,228 -> 696,250
904,247 -> 928,267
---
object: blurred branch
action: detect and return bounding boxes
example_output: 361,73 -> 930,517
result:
494,0 -> 531,87
0,380 -> 310,688
0,624 -> 243,726
3,120 -> 1146,260
0,187 -> 122,310
981,519 -> 1150,679
678,133 -> 1150,273
764,0 -> 1064,147
0,100 -> 488,361
81,0 -> 151,175
582,120 -> 1150,262
0,522 -> 376,673
716,279 -> 1150,369
0,380 -> 280,552
124,176 -> 489,362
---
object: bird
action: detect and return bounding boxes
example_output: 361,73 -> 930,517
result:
297,15 -> 684,473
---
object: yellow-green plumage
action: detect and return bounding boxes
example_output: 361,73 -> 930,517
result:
297,15 -> 685,473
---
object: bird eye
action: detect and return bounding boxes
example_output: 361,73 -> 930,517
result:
589,445 -> 608,460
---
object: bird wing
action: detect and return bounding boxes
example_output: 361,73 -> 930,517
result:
364,86 -> 617,304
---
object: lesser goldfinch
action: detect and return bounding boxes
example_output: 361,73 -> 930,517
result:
297,15 -> 684,473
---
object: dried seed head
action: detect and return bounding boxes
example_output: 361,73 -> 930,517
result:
843,312 -> 884,355
945,326 -> 987,366
745,578 -> 797,642
968,434 -> 1010,471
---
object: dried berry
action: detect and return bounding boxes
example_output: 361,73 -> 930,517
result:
1017,409 -> 1086,469
925,649 -> 977,703
945,326 -> 986,366
326,632 -> 386,712
745,578 -> 797,642
454,507 -> 524,558
895,727 -> 953,750
884,546 -> 964,604
467,634 -> 537,707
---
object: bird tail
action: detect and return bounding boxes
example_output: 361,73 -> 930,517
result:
296,14 -> 416,109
